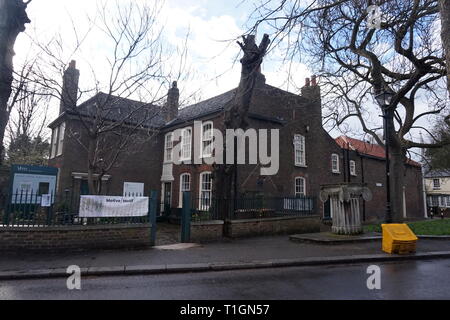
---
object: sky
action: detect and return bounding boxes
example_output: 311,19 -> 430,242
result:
11,0 -> 446,157
14,0 -> 310,107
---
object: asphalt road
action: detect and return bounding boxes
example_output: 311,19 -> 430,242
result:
1,259 -> 450,300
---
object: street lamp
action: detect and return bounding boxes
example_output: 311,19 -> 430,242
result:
374,89 -> 394,223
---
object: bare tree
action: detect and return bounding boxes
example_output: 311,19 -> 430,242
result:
246,0 -> 449,222
6,64 -> 51,165
25,1 -> 185,194
0,0 -> 30,163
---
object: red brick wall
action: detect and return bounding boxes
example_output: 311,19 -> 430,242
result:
0,224 -> 151,252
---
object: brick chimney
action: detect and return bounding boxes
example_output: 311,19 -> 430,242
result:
301,75 -> 322,125
59,60 -> 80,114
164,81 -> 179,122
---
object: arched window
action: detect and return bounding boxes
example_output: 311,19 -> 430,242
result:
201,121 -> 213,157
295,177 -> 306,196
331,153 -> 340,173
178,173 -> 191,208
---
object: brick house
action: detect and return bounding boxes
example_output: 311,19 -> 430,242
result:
335,136 -> 425,221
48,62 -> 425,221
48,61 -> 165,197
424,170 -> 450,217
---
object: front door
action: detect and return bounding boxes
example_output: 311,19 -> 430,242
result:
162,182 -> 172,217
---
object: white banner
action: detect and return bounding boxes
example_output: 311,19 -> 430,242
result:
79,196 -> 149,217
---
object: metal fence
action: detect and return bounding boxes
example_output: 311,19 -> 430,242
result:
187,196 -> 315,221
230,196 -> 315,220
0,191 -> 149,227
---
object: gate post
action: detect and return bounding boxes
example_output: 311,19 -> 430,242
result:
149,190 -> 158,246
181,191 -> 191,243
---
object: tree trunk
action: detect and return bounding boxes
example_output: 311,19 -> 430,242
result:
87,139 -> 97,195
440,0 -> 450,94
0,0 -> 30,163
213,34 -> 270,219
389,145 -> 406,222
388,120 -> 407,222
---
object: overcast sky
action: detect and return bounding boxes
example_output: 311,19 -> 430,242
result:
11,0 -> 445,157
14,0 -> 310,106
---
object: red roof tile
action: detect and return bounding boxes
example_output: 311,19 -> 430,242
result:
335,136 -> 421,167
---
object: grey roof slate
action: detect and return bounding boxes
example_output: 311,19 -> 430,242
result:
54,82 -> 299,130
424,169 -> 450,178
165,88 -> 237,127
67,92 -> 165,128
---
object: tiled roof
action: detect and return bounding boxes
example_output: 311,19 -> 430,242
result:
165,89 -> 237,127
68,92 -> 165,128
424,169 -> 450,178
335,135 -> 421,167
164,83 -> 296,128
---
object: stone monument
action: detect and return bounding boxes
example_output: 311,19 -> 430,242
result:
320,183 -> 372,235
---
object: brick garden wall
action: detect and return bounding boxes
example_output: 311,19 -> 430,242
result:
190,220 -> 224,242
0,223 -> 151,252
225,215 -> 321,238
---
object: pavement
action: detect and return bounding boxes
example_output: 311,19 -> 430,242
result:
2,234 -> 450,280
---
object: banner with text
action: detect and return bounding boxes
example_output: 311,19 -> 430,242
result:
79,196 -> 149,217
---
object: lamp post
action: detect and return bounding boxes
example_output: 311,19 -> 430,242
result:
374,90 -> 394,223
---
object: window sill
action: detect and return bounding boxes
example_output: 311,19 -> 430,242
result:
295,164 -> 307,168
332,171 -> 340,174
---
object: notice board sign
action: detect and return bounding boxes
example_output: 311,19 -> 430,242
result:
123,182 -> 144,196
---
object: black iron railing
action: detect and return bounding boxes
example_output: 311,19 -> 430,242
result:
187,196 -> 315,221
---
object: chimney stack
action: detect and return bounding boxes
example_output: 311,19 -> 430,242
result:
59,60 -> 80,114
301,75 -> 322,126
165,81 -> 179,122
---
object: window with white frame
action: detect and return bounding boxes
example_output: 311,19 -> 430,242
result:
293,134 -> 306,166
439,196 -> 445,207
350,160 -> 356,176
295,177 -> 306,196
56,122 -> 65,156
178,173 -> 191,207
50,122 -> 66,159
433,178 -> 441,190
50,126 -> 58,158
430,195 -> 439,207
201,122 -> 213,157
331,154 -> 340,173
446,196 -> 450,208
181,128 -> 192,160
199,172 -> 212,210
164,132 -> 173,162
